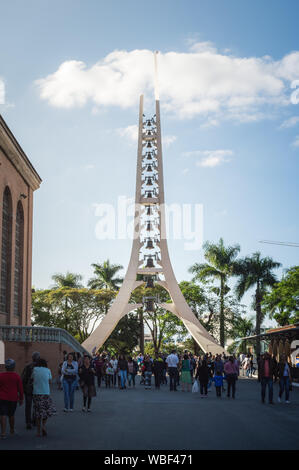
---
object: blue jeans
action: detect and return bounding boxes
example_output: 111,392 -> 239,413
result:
261,377 -> 273,403
119,370 -> 127,388
128,373 -> 136,386
63,378 -> 77,409
279,377 -> 290,401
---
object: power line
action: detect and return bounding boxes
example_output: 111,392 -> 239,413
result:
259,240 -> 299,247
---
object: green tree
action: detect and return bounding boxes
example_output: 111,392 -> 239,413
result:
101,313 -> 140,356
189,238 -> 240,347
262,266 -> 299,326
234,252 -> 281,355
51,272 -> 84,289
32,287 -> 115,343
130,284 -> 187,355
229,315 -> 255,354
88,260 -> 123,291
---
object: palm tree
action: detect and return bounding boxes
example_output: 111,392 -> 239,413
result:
51,272 -> 83,288
234,252 -> 281,355
51,272 -> 83,331
88,260 -> 123,291
189,238 -> 240,347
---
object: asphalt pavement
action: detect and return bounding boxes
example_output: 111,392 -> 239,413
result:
0,375 -> 298,450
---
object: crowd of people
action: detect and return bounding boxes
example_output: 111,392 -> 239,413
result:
0,348 -> 294,439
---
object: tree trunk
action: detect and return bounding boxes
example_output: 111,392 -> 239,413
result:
139,309 -> 144,355
220,276 -> 225,347
255,284 -> 262,356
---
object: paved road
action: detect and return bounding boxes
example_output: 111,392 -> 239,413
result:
0,376 -> 298,450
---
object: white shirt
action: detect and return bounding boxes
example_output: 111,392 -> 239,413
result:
166,354 -> 179,368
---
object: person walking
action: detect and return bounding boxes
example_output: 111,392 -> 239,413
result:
166,350 -> 179,391
180,354 -> 192,392
0,359 -> 24,439
143,355 -> 153,390
61,353 -> 78,412
224,356 -> 239,399
153,355 -> 164,389
32,358 -> 56,437
212,369 -> 224,398
118,355 -> 128,390
111,356 -> 118,387
196,359 -> 210,398
21,351 -> 40,429
78,355 -> 96,411
94,353 -> 105,389
105,360 -> 114,388
127,357 -> 138,388
258,352 -> 276,404
277,354 -> 292,404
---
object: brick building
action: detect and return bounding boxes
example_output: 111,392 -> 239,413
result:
0,114 -> 41,327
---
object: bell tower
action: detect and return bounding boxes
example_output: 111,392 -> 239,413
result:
82,54 -> 225,355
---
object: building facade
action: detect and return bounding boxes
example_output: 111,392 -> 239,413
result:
0,115 -> 41,326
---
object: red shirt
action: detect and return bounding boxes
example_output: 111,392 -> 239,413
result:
0,372 -> 24,402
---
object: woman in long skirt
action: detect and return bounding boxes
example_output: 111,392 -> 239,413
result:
32,358 -> 56,437
180,354 -> 192,392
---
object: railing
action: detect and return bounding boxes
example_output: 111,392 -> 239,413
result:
0,325 -> 88,354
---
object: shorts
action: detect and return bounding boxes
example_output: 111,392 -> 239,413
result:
0,400 -> 18,417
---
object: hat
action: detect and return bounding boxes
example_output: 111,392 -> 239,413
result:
5,358 -> 16,370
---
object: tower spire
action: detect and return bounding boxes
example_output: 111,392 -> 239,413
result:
82,67 -> 225,355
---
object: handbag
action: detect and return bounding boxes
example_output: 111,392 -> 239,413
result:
192,380 -> 199,393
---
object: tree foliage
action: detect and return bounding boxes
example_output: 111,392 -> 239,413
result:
262,266 -> 299,326
32,287 -> 115,343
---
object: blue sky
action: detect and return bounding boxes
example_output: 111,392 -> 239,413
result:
1,0 -> 299,325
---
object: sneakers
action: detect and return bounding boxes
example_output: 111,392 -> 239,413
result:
63,408 -> 68,412
285,400 -> 291,404
69,409 -> 73,412
87,408 -> 91,412
277,397 -> 281,403
82,407 -> 86,412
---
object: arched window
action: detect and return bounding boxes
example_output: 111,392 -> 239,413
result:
0,187 -> 12,314
14,201 -> 24,316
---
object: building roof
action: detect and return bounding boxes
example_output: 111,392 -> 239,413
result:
0,114 -> 42,190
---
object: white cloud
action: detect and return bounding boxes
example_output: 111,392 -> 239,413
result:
0,78 -> 5,104
35,45 -> 299,123
183,149 -> 233,167
182,168 -> 189,175
292,135 -> 299,147
116,124 -> 138,143
162,135 -> 177,148
280,116 -> 299,128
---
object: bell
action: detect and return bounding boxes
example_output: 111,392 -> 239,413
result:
146,119 -> 152,127
147,191 -> 152,198
146,206 -> 152,216
146,177 -> 153,186
147,164 -> 152,172
146,239 -> 154,249
147,142 -> 152,148
145,299 -> 154,311
146,222 -> 151,231
147,130 -> 152,136
146,257 -> 154,268
146,153 -> 153,160
145,277 -> 154,288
